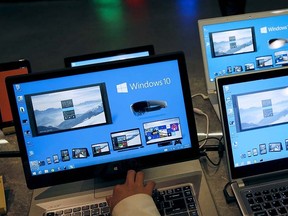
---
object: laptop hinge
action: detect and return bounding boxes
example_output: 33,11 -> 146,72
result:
241,171 -> 288,187
235,179 -> 245,188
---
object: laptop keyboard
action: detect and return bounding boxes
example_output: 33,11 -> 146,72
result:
45,202 -> 111,216
45,183 -> 201,216
242,182 -> 288,216
152,183 -> 201,216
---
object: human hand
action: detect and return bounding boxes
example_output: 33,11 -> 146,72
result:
106,170 -> 156,211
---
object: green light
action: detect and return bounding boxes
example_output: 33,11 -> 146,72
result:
92,0 -> 124,24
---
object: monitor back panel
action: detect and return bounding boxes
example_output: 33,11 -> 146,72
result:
0,59 -> 31,131
64,45 -> 155,68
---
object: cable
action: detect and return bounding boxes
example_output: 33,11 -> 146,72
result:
204,151 -> 222,166
0,151 -> 21,158
191,93 -> 209,100
193,108 -> 209,149
194,106 -> 224,166
192,94 -> 225,166
223,181 -> 236,204
199,136 -> 225,166
198,136 -> 223,144
197,132 -> 223,137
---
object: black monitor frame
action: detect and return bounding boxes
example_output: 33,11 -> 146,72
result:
6,52 -> 199,189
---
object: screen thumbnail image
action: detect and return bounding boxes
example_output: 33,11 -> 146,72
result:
269,142 -> 283,152
27,84 -> 111,136
143,117 -> 182,145
274,51 -> 288,65
91,142 -> 110,157
61,149 -> 70,162
256,56 -> 273,68
111,129 -> 142,151
210,27 -> 256,57
234,87 -> 288,132
72,148 -> 89,159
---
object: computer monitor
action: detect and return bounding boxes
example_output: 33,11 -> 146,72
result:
64,45 -> 155,68
0,59 -> 31,134
6,52 -> 199,189
198,9 -> 288,93
216,66 -> 288,180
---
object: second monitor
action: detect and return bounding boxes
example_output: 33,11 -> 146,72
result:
64,45 -> 155,68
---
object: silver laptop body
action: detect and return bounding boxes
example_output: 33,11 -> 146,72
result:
216,67 -> 288,216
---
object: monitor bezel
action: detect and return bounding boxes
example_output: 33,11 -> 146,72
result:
0,59 -> 31,130
64,45 -> 155,68
6,52 -> 199,189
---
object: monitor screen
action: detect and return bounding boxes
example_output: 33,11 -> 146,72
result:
0,59 -> 31,130
6,52 -> 199,189
64,45 -> 155,68
198,9 -> 288,91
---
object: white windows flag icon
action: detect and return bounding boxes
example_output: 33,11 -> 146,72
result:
117,83 -> 128,93
260,27 -> 268,34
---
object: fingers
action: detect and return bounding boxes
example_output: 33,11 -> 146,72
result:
135,171 -> 145,186
126,170 -> 155,193
144,180 -> 156,195
106,195 -> 112,205
106,195 -> 114,210
125,170 -> 136,185
126,170 -> 146,186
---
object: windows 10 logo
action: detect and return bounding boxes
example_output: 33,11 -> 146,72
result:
260,27 -> 268,34
116,82 -> 128,93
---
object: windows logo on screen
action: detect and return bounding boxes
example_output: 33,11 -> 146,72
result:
116,82 -> 128,93
260,27 -> 268,34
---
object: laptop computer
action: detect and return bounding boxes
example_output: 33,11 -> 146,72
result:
0,59 -> 31,135
198,9 -> 288,118
6,52 -> 218,215
64,45 -> 155,68
216,67 -> 288,216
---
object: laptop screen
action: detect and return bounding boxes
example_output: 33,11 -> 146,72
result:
198,9 -> 288,92
0,59 -> 31,130
217,67 -> 288,180
64,45 -> 155,68
6,52 -> 199,189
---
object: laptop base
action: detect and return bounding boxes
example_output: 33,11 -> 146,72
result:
232,177 -> 288,216
29,160 -> 218,216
